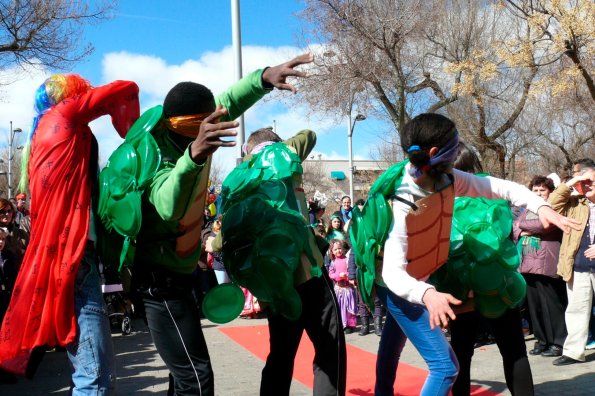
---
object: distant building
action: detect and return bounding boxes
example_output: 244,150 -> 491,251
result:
302,158 -> 392,202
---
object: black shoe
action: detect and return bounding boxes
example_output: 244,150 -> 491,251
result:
374,316 -> 383,337
344,327 -> 353,334
359,316 -> 370,336
542,345 -> 562,357
529,342 -> 547,355
553,355 -> 581,366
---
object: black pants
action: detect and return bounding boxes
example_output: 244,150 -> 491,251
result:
357,285 -> 383,318
142,280 -> 214,396
449,308 -> 534,396
523,273 -> 567,347
260,271 -> 347,396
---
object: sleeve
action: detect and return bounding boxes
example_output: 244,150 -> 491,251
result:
517,217 -> 547,236
211,232 -> 223,252
61,80 -> 140,137
381,200 -> 435,305
453,170 -> 549,214
347,249 -> 357,280
215,69 -> 271,121
548,184 -> 572,215
147,148 -> 207,221
284,130 -> 317,161
328,260 -> 338,281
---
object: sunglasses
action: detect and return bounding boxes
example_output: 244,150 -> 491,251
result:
0,209 -> 12,215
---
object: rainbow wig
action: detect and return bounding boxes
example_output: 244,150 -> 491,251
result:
19,74 -> 92,192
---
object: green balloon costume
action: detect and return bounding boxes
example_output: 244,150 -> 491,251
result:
215,137 -> 323,321
97,69 -> 275,278
350,161 -> 526,318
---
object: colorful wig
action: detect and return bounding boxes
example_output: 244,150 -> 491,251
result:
19,74 -> 92,192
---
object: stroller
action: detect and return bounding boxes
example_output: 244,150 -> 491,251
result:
100,262 -> 133,335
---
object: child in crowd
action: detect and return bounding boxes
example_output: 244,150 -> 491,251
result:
326,211 -> 347,242
205,217 -> 229,285
328,239 -> 357,333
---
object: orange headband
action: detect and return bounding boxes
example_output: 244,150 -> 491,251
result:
163,113 -> 210,138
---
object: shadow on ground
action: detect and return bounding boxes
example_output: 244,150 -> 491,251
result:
0,318 -> 167,395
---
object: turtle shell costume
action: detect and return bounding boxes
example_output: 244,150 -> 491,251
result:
350,160 -> 526,318
204,132 -> 324,323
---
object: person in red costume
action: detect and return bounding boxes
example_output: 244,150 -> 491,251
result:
0,74 -> 140,394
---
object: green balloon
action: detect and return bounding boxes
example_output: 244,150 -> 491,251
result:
500,270 -> 526,307
471,261 -> 504,294
202,283 -> 245,324
486,200 -> 513,240
106,191 -> 142,237
125,105 -> 163,145
105,143 -> 138,199
134,132 -> 161,188
453,198 -> 488,232
497,240 -> 521,270
98,170 -> 110,217
463,222 -> 501,263
475,292 -> 509,319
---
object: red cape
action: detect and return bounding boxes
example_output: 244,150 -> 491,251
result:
0,81 -> 139,375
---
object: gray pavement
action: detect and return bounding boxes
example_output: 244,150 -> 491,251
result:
3,317 -> 594,395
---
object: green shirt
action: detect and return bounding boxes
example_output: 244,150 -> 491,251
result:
134,69 -> 271,273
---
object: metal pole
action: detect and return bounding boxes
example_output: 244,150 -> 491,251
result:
8,121 -> 12,199
231,0 -> 245,159
347,113 -> 354,201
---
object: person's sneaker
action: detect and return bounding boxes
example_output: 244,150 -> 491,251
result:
586,340 -> 595,350
552,355 -> 581,366
541,345 -> 562,357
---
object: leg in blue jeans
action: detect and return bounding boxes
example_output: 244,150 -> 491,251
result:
375,286 -> 458,396
375,311 -> 407,395
66,244 -> 116,395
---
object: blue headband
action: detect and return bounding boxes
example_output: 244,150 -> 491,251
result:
407,131 -> 460,178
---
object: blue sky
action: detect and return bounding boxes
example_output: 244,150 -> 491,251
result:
0,1 -> 380,174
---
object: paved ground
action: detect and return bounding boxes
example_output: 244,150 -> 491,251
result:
3,316 -> 594,395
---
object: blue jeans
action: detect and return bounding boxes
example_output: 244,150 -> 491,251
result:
375,286 -> 458,396
66,243 -> 116,395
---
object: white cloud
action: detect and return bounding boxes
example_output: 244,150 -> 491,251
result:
0,45 -> 377,181
96,45 -> 343,175
0,65 -> 50,147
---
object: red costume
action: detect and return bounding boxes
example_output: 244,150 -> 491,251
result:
0,81 -> 139,375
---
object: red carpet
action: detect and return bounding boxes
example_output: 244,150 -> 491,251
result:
220,325 -> 503,395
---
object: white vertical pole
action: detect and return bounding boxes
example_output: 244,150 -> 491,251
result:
347,113 -> 354,201
8,121 -> 13,199
231,0 -> 245,159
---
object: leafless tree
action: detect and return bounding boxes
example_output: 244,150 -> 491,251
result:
0,0 -> 116,71
302,158 -> 337,198
296,0 -> 583,178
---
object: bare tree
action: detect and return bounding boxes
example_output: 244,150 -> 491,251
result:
297,0 -> 580,178
302,158 -> 337,198
0,0 -> 116,71
503,0 -> 595,102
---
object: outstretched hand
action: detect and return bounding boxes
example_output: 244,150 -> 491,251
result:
537,206 -> 581,234
190,105 -> 238,162
262,52 -> 314,93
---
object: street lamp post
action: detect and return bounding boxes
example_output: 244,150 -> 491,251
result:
8,121 -> 23,198
347,113 -> 366,201
231,0 -> 245,162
